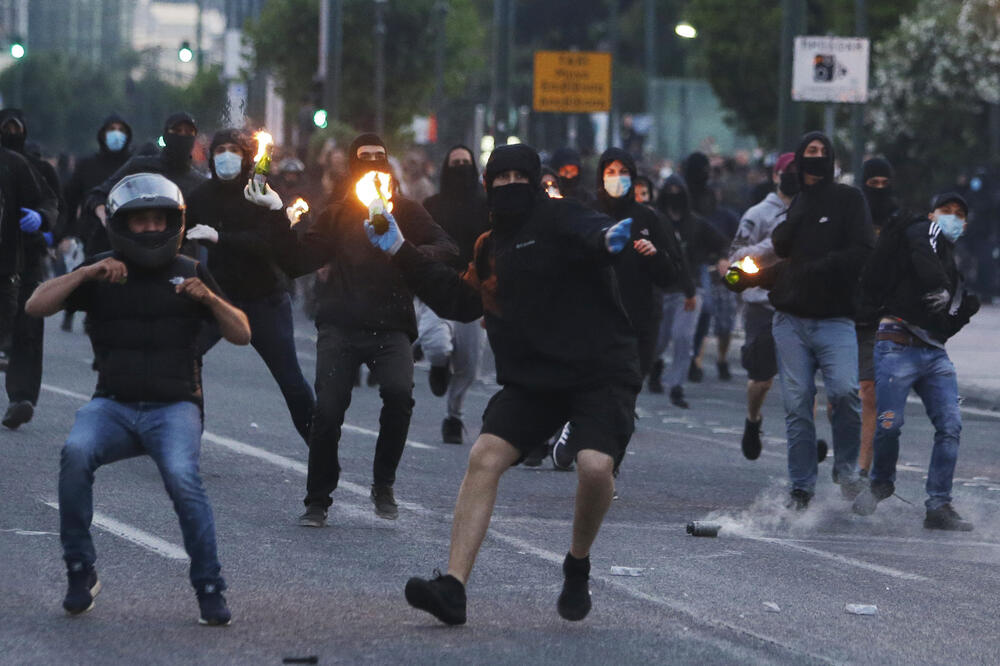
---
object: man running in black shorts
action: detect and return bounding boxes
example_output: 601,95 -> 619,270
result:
364,144 -> 640,624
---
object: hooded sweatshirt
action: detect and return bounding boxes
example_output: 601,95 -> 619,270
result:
769,131 -> 874,318
655,174 -> 726,295
549,147 -> 595,205
594,147 -> 677,331
390,143 -> 641,391
422,144 -> 490,271
64,113 -> 134,250
185,128 -> 290,301
0,109 -> 60,261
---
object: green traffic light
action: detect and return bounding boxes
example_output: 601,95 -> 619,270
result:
178,41 -> 193,63
313,109 -> 328,129
10,43 -> 25,59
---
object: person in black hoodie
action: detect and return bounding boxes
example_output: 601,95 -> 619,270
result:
549,147 -> 595,204
419,145 -> 491,444
651,175 -> 724,407
0,109 -> 61,430
184,128 -> 315,445
271,133 -> 457,527
369,143 -> 638,626
851,193 -> 979,530
87,112 -> 206,227
766,131 -> 874,509
64,113 -> 133,256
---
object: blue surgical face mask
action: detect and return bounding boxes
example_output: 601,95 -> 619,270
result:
105,129 -> 127,152
935,213 -> 965,243
604,174 -> 632,198
213,151 -> 243,181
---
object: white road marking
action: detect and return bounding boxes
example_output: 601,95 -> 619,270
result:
748,536 -> 928,581
42,501 -> 188,561
42,383 -> 91,401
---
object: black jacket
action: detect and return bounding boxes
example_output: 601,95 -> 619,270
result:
64,114 -> 133,251
769,132 -> 874,319
65,253 -> 221,407
392,194 -> 641,391
593,148 -> 677,331
876,219 -> 977,342
656,174 -> 725,295
0,147 -> 46,277
274,192 -> 458,339
422,145 -> 490,271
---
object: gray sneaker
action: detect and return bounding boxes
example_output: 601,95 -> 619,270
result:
371,484 -> 399,520
298,503 -> 327,528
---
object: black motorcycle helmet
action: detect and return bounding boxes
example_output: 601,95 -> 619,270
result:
106,173 -> 186,268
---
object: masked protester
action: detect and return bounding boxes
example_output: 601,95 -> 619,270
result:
87,112 -> 207,231
418,145 -> 491,444
63,114 -> 134,256
0,109 -> 61,430
726,152 -> 796,461
270,133 -> 457,527
852,193 -> 979,530
549,147 -> 595,204
765,131 -> 874,510
365,143 -> 639,626
184,129 -> 316,445
25,172 -> 251,626
650,175 -> 726,407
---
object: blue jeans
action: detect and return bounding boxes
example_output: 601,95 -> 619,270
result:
870,340 -> 961,510
772,312 -> 860,493
59,398 -> 224,591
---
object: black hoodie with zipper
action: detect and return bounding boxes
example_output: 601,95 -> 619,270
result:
593,147 -> 677,333
769,131 -> 874,319
64,113 -> 133,249
422,144 -> 490,271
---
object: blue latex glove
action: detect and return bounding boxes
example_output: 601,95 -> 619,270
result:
42,232 -> 54,247
604,217 -> 633,254
364,210 -> 405,255
19,207 -> 42,233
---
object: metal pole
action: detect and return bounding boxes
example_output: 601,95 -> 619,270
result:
644,0 -> 656,158
609,0 -> 620,148
374,0 -> 387,135
851,0 -> 867,179
323,0 -> 342,122
433,1 -> 448,136
824,104 -> 835,140
196,0 -> 204,72
778,0 -> 806,151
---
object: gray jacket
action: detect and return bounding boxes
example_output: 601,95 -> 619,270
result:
728,192 -> 787,306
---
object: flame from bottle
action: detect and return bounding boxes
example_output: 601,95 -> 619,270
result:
289,198 -> 309,226
546,185 -> 563,199
253,131 -> 273,163
355,171 -> 394,214
739,257 -> 759,274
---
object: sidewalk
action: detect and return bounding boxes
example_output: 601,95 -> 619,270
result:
947,303 -> 1000,410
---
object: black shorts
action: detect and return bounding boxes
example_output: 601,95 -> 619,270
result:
741,303 -> 777,382
857,325 -> 876,383
481,383 -> 638,463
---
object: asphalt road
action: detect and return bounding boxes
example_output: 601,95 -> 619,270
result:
2,308 -> 1000,665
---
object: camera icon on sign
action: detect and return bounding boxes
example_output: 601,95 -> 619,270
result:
813,54 -> 847,83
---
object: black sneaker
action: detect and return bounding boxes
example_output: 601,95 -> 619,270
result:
298,503 -> 327,528
669,385 -> 689,409
551,424 -> 575,471
441,416 -> 464,445
63,562 -> 101,615
404,570 -> 466,625
429,365 -> 451,397
522,444 -> 548,467
717,361 -> 731,381
838,475 -> 867,501
371,484 -> 398,520
852,481 -> 893,516
648,359 -> 664,394
924,504 -> 974,531
557,553 -> 592,621
2,400 -> 34,429
197,584 -> 232,626
785,489 -> 811,511
688,360 -> 703,383
816,439 -> 829,463
741,418 -> 763,460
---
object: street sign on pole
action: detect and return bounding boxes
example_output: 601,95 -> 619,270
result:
533,51 -> 612,113
792,36 -> 869,104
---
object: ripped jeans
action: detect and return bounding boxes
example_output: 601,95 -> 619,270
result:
871,340 -> 961,510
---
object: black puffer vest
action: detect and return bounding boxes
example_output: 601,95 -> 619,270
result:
85,253 -> 208,406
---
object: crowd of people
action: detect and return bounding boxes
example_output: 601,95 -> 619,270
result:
0,105 -> 982,628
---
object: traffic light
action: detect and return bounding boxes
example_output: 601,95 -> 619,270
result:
178,41 -> 194,63
10,37 -> 25,59
313,109 -> 329,129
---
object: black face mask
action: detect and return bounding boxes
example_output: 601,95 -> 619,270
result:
1,130 -> 25,153
800,156 -> 830,178
352,156 -> 391,179
441,164 -> 479,197
779,171 -> 800,196
163,134 -> 195,166
489,183 -> 535,223
558,174 -> 580,193
662,192 -> 687,215
864,186 -> 894,221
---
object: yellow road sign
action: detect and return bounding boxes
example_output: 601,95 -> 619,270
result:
533,51 -> 612,113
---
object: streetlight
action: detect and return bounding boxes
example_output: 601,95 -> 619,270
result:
674,22 -> 697,39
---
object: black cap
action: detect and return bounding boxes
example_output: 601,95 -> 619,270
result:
930,191 -> 969,215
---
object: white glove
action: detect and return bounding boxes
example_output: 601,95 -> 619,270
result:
243,181 -> 283,210
186,224 -> 219,244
